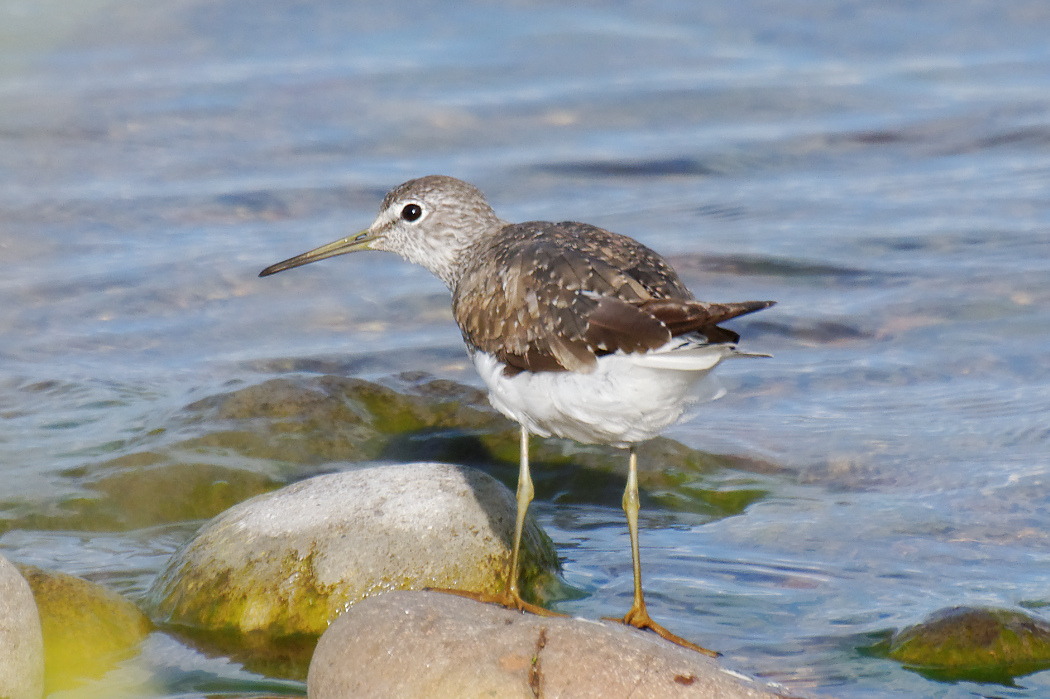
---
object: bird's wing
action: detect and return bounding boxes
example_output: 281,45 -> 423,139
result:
453,221 -> 773,374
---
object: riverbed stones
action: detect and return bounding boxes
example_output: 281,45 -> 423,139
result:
308,590 -> 796,699
147,463 -> 558,639
0,553 -> 44,699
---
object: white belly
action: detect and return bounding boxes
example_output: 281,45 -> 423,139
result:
472,339 -> 738,447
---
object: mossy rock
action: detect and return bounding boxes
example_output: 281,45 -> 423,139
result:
1,458 -> 282,533
87,458 -> 281,528
884,606 -> 1050,683
17,565 -> 152,693
178,376 -> 502,467
180,378 -> 379,463
145,464 -> 560,679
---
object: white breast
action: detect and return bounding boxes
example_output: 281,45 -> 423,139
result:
472,337 -> 741,447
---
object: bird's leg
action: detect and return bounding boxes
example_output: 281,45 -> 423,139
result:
430,425 -> 560,617
617,446 -> 719,657
505,423 -> 533,602
490,425 -> 561,615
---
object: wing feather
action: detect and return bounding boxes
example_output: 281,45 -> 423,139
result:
452,221 -> 773,374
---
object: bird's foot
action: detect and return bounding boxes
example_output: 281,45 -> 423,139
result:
425,586 -> 565,618
606,605 -> 720,657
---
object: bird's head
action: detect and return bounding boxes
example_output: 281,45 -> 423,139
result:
259,175 -> 504,288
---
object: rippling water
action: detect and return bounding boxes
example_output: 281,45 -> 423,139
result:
3,1 -> 1050,697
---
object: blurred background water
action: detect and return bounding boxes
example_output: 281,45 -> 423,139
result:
2,0 -> 1050,697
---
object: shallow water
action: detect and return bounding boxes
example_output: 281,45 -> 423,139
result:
3,0 -> 1050,696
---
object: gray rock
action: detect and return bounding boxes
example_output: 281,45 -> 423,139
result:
0,553 -> 44,699
308,591 -> 799,699
147,463 -> 558,638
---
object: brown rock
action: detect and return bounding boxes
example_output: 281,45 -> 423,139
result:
308,591 -> 797,699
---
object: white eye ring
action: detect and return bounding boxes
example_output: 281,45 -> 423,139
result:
400,203 -> 424,222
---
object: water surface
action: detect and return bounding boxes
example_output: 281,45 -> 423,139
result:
3,1 -> 1050,697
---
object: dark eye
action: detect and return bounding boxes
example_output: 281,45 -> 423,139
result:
401,204 -> 423,222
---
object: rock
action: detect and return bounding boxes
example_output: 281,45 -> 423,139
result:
7,455 -> 283,533
17,565 -> 153,693
308,590 -> 796,699
885,606 -> 1050,682
181,377 -> 381,464
180,376 -> 501,466
0,554 -> 44,699
146,463 -> 559,676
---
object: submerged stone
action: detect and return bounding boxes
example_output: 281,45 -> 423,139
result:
145,463 -> 559,678
16,565 -> 152,693
180,376 -> 502,467
0,455 -> 282,534
174,374 -> 778,506
85,460 -> 283,528
886,606 -> 1050,683
1,375 -> 773,537
0,554 -> 44,699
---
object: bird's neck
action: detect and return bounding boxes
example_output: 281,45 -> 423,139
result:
428,219 -> 508,291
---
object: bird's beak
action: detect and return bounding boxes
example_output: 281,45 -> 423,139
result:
259,229 -> 378,277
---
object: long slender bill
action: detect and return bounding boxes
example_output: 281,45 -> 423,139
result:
259,229 -> 377,277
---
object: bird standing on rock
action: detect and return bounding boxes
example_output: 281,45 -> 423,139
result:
260,175 -> 774,655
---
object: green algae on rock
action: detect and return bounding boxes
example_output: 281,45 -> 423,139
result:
881,606 -> 1050,683
145,464 -> 559,677
16,564 -> 152,694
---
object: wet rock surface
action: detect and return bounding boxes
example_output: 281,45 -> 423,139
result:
0,554 -> 44,699
308,590 -> 797,699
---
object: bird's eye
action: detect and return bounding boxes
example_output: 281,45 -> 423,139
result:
401,204 -> 423,222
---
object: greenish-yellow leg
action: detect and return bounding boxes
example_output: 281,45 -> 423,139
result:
431,425 -> 560,617
505,424 -> 534,601
618,446 -> 720,657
